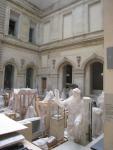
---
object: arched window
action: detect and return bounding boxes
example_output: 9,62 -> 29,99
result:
26,68 -> 34,88
4,64 -> 14,89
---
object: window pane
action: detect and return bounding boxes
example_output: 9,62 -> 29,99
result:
8,19 -> 16,36
29,28 -> 34,43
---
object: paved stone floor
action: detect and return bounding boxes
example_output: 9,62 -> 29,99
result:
52,141 -> 91,150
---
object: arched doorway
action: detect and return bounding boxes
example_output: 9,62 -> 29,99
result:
26,67 -> 34,88
4,64 -> 14,89
90,62 -> 103,94
58,62 -> 73,91
84,60 -> 103,95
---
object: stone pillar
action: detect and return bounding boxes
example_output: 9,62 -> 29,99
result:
104,0 -> 113,149
82,97 -> 92,145
0,41 -> 3,89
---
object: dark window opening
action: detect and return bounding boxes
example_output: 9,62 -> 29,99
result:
8,19 -> 16,36
29,27 -> 34,43
42,78 -> 47,93
91,62 -> 103,91
4,65 -> 14,89
63,64 -> 72,88
26,68 -> 33,88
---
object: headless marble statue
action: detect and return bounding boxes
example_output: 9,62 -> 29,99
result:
54,88 -> 84,142
92,92 -> 104,137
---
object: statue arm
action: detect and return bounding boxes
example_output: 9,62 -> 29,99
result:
54,97 -> 66,108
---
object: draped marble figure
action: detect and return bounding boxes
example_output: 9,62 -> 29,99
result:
54,88 -> 84,142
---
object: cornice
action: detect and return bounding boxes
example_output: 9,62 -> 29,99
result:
2,35 -> 39,52
7,0 -> 42,18
39,31 -> 104,52
0,31 -> 104,54
7,0 -> 88,18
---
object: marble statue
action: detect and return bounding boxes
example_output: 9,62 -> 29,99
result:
92,92 -> 104,137
25,105 -> 37,118
43,90 -> 54,102
54,88 -> 84,142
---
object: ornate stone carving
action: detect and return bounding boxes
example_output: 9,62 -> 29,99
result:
76,56 -> 81,67
21,59 -> 25,68
52,59 -> 56,69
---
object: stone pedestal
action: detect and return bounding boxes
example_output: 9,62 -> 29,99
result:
50,116 -> 64,141
104,93 -> 113,150
18,120 -> 32,142
82,97 -> 92,146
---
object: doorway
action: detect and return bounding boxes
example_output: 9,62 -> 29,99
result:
63,64 -> 72,88
26,68 -> 34,88
4,64 -> 14,89
41,77 -> 47,94
90,62 -> 103,94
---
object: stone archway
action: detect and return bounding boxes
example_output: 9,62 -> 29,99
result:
4,64 -> 14,89
25,62 -> 37,89
57,61 -> 73,91
84,59 -> 103,96
90,61 -> 103,94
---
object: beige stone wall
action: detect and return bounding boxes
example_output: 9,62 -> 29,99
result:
4,1 -> 40,44
1,44 -> 39,89
0,0 -> 6,35
104,0 -> 113,149
40,0 -> 103,44
40,41 -> 104,94
0,0 -> 104,96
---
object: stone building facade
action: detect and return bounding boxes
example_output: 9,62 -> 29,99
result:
0,0 -> 104,96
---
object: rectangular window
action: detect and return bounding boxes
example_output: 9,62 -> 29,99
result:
29,27 -> 34,43
42,78 -> 47,93
43,22 -> 50,43
89,2 -> 103,32
8,19 -> 16,36
63,13 -> 72,39
8,10 -> 19,37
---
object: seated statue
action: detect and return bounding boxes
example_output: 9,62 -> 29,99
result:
54,88 -> 84,142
